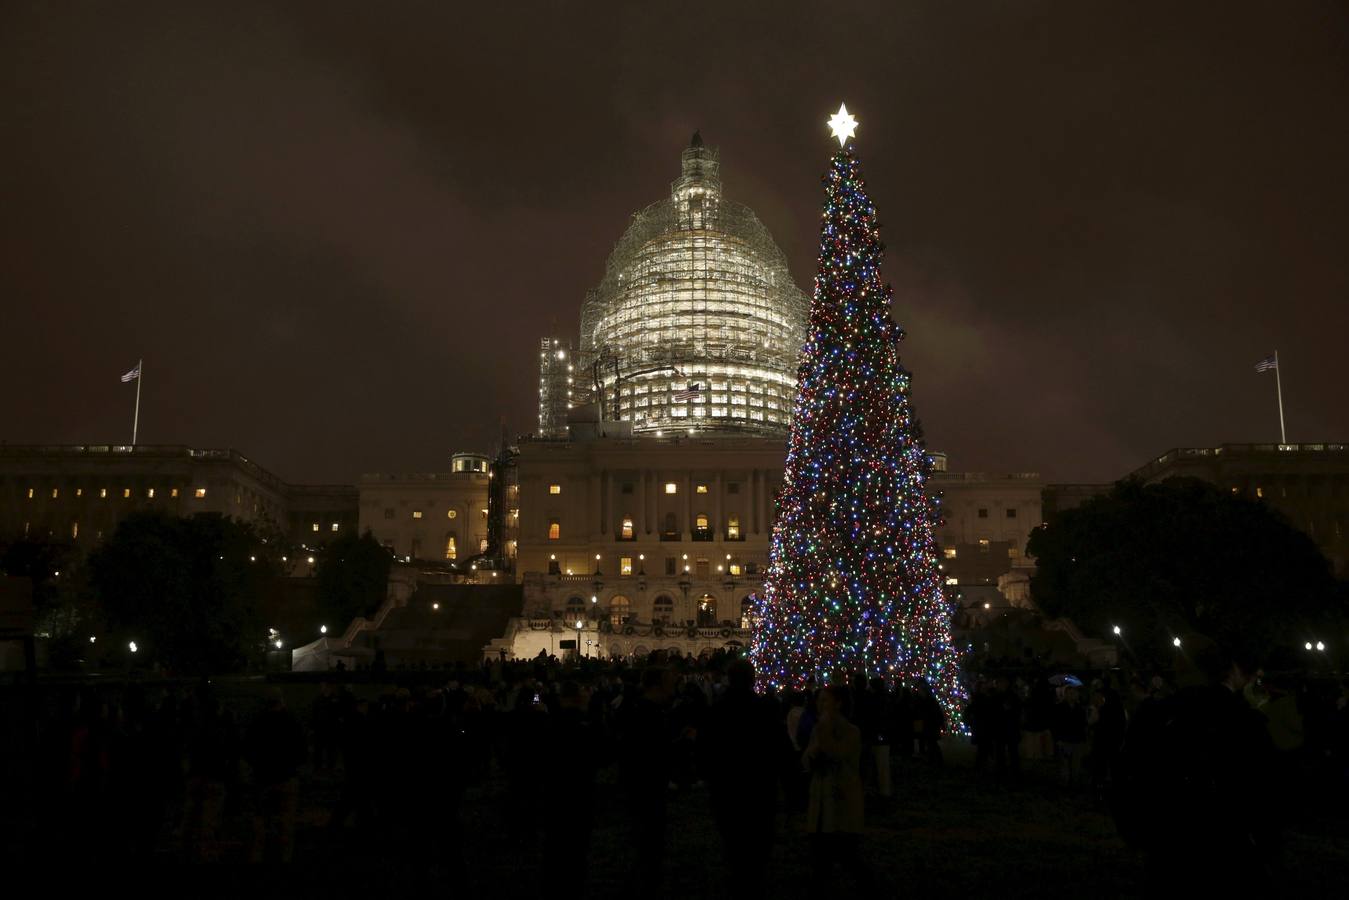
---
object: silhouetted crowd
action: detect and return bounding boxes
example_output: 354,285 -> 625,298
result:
19,643 -> 1349,895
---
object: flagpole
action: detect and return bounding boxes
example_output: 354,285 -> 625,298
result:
1274,350 -> 1286,445
132,358 -> 142,446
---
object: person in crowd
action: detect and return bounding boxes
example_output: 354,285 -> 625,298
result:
539,681 -> 604,898
853,675 -> 894,801
965,678 -> 995,772
329,694 -> 377,833
1087,678 -> 1127,793
912,679 -> 945,764
1052,685 -> 1088,787
1112,639 -> 1280,893
1023,673 -> 1056,761
699,659 -> 785,899
991,675 -> 1023,782
617,665 -> 678,888
181,684 -> 238,862
311,681 -> 342,772
803,685 -> 869,890
244,688 -> 307,863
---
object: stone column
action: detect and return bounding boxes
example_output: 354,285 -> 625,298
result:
589,472 -> 601,539
604,472 -> 615,534
637,470 -> 647,537
751,469 -> 761,535
684,471 -> 693,537
713,472 -> 723,539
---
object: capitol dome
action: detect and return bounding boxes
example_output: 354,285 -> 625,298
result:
577,133 -> 809,437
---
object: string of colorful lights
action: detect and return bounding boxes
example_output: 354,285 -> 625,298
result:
751,131 -> 965,725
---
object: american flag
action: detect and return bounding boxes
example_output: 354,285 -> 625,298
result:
672,383 -> 702,402
1254,355 -> 1277,373
120,362 -> 141,382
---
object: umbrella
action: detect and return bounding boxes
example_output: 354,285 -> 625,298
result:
1048,673 -> 1083,687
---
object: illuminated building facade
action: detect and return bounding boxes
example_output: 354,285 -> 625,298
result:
541,133 -> 809,437
0,444 -> 356,551
357,452 -> 498,563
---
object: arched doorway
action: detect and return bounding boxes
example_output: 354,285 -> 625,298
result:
652,594 -> 674,625
740,594 -> 758,629
609,595 -> 632,628
697,592 -> 717,627
564,596 -> 586,624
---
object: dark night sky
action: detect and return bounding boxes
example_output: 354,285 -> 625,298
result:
4,1 -> 1347,484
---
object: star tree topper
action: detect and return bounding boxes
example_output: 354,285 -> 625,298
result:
827,102 -> 858,146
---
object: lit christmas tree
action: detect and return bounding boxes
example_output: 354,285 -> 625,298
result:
752,105 -> 964,719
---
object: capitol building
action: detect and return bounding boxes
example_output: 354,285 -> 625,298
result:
493,134 -> 810,660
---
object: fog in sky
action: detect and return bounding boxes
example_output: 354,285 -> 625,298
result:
4,1 -> 1347,483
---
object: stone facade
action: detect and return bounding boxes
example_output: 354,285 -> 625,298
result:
490,432 -> 782,659
357,452 -> 495,563
931,469 -> 1043,592
0,444 -> 355,551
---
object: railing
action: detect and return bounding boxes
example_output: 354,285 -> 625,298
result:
1130,442 -> 1349,482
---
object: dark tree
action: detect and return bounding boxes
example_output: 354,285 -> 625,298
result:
1027,477 -> 1343,663
1,536 -> 90,666
314,530 -> 391,629
88,512 -> 282,673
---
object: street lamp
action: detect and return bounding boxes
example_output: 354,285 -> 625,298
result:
575,619 -> 585,659
1112,625 -> 1122,636
129,641 -> 138,653
1172,637 -> 1182,648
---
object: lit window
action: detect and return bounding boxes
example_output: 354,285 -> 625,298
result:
727,516 -> 740,539
100,488 -> 107,498
123,488 -> 131,499
665,482 -> 678,494
696,514 -> 709,531
944,548 -> 957,559
1008,547 -> 1020,558
312,523 -> 320,532
170,488 -> 178,498
479,539 -> 488,552
610,595 -> 631,627
548,484 -> 563,496
71,522 -> 79,539
696,484 -> 708,494
412,511 -> 423,519
331,523 -> 339,532
548,520 -> 560,540
147,488 -> 155,499
621,557 -> 633,575
621,517 -> 634,539
76,488 -> 83,497
481,508 -> 489,518
51,488 -> 59,499
729,563 -> 742,575
978,539 -> 990,552
27,488 -> 34,499
195,488 -> 207,498
447,509 -> 457,519
1256,486 -> 1264,498
445,535 -> 457,560
945,576 -> 959,586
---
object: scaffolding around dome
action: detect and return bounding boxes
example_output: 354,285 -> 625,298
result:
559,136 -> 809,439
